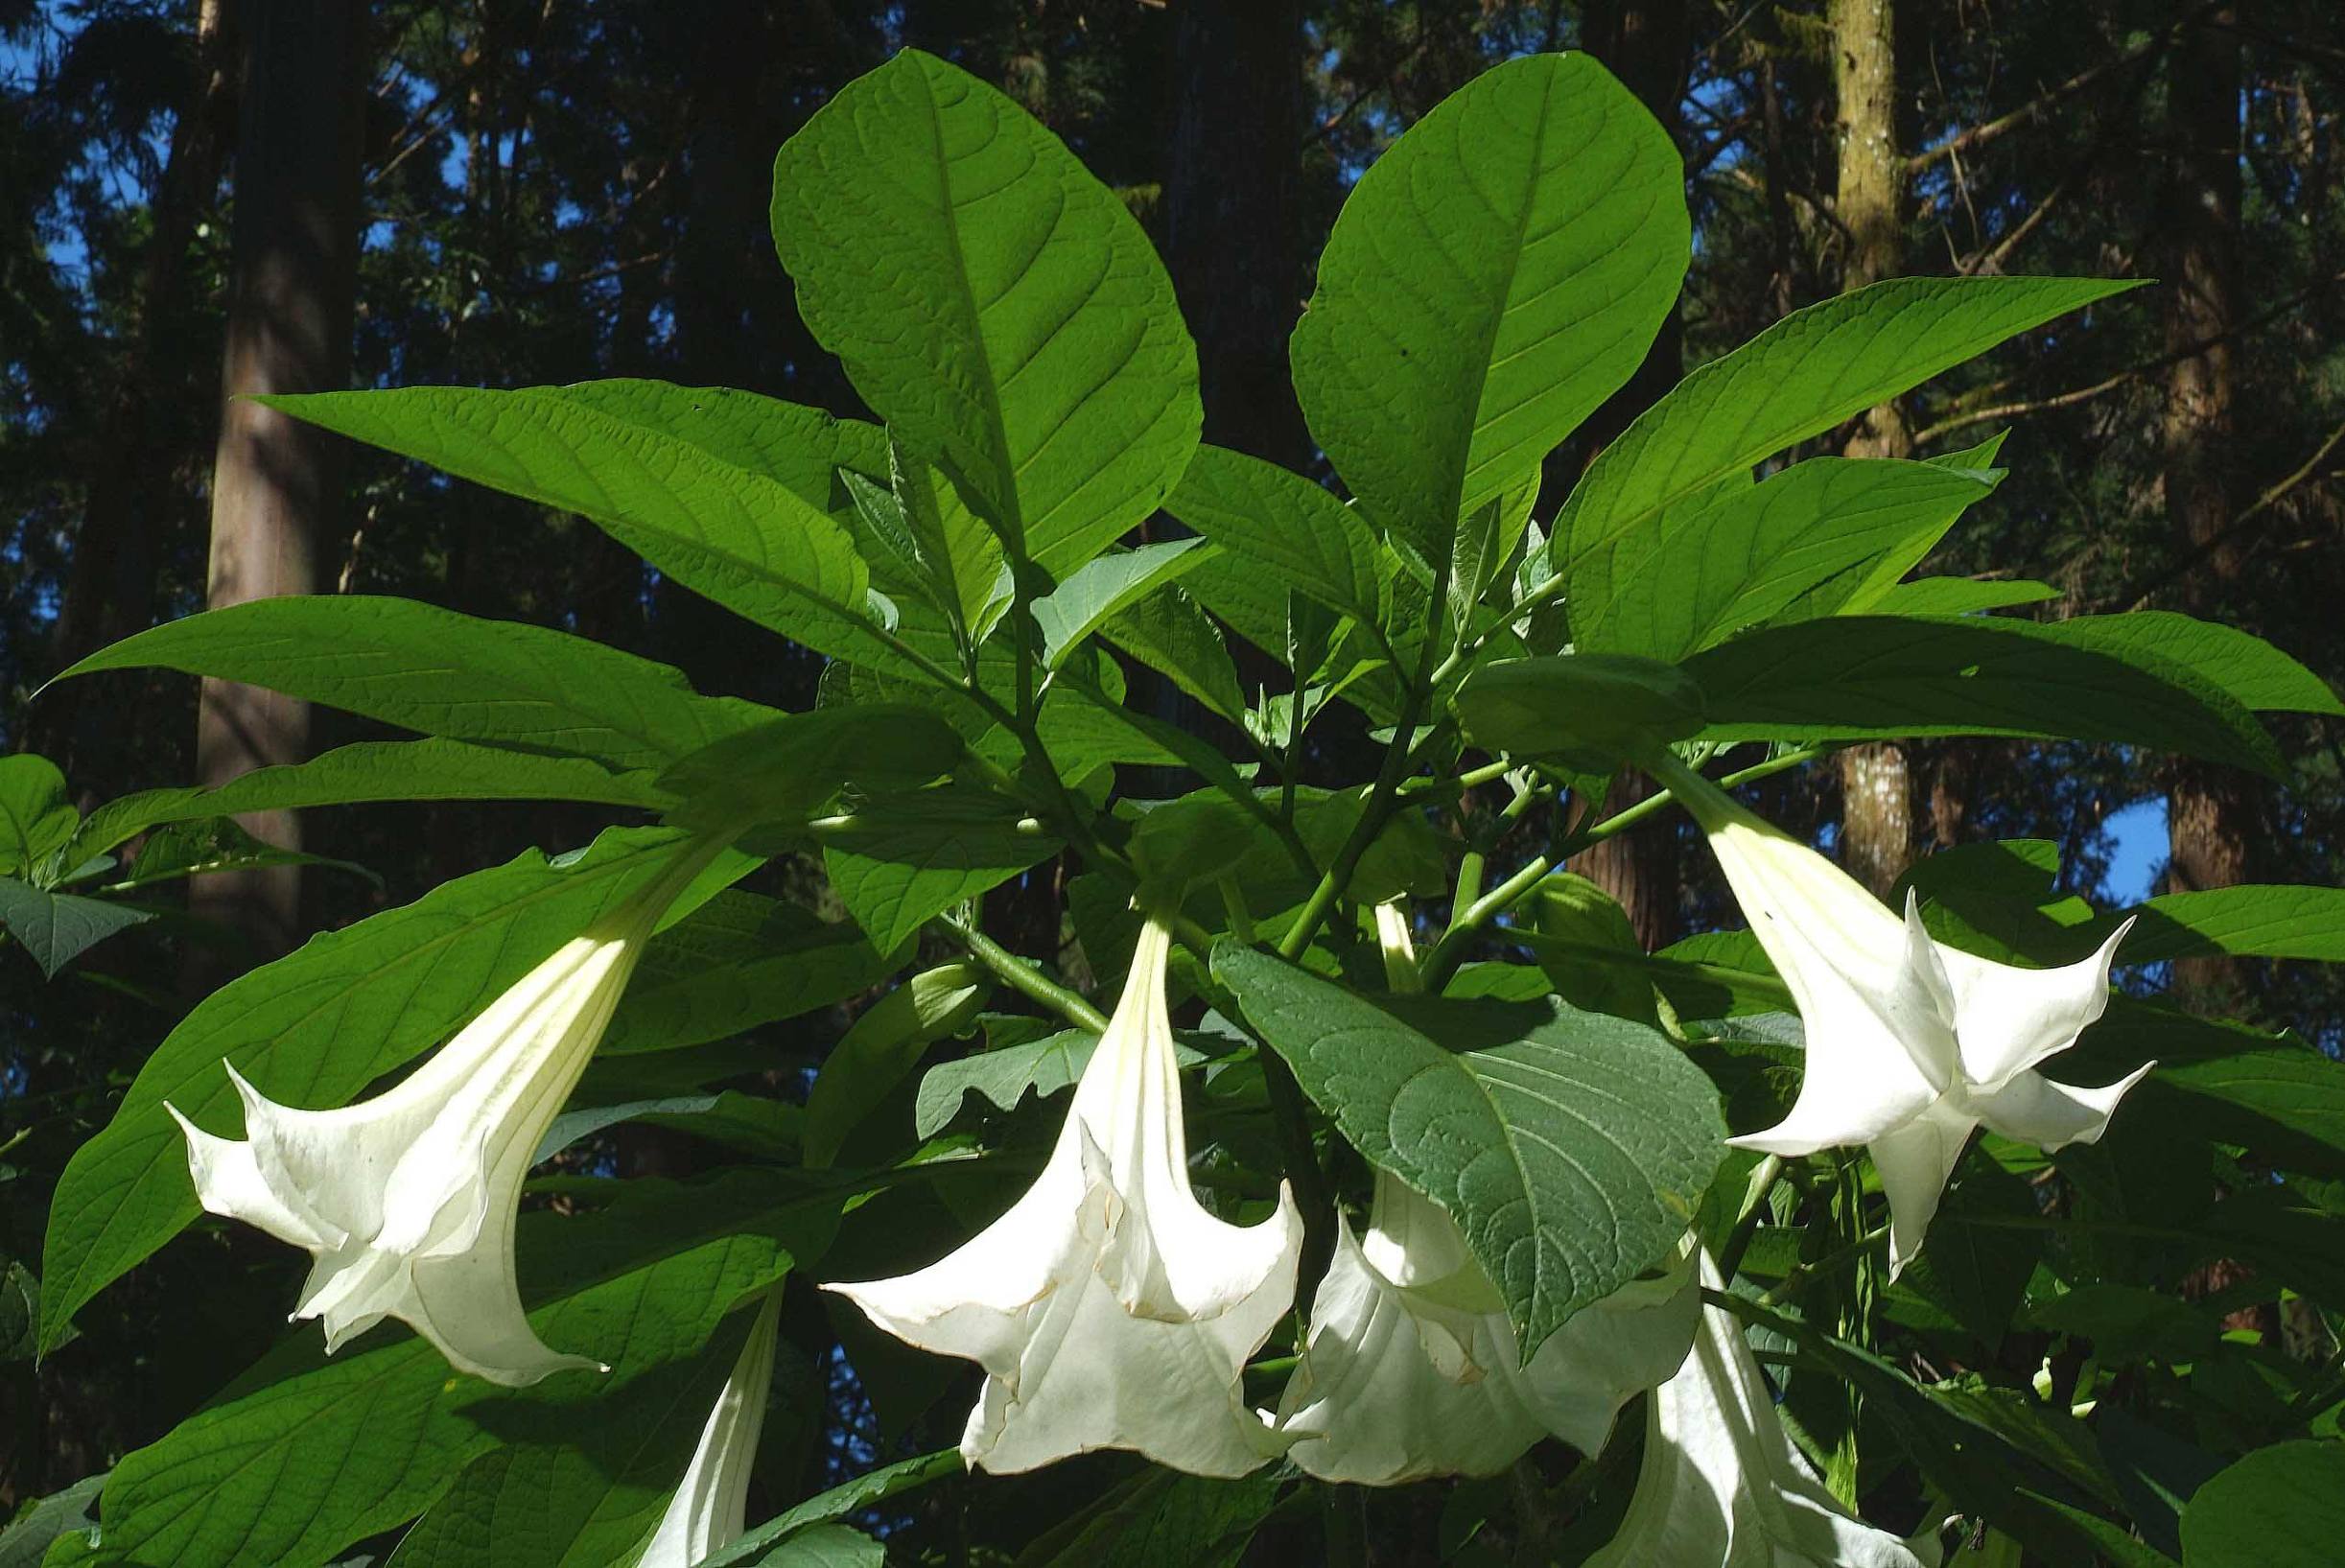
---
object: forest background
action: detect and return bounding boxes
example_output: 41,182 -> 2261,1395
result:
0,0 -> 2339,1544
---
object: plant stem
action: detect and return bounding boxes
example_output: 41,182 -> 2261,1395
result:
1581,744 -> 1831,845
1419,851 -> 1554,993
1716,1155 -> 1785,1280
946,916 -> 1109,1033
1757,1222 -> 1889,1308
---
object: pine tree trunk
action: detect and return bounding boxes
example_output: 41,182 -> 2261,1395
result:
2162,7 -> 2252,1000
1163,0 -> 1309,469
1563,0 -> 1692,948
1829,0 -> 1914,898
189,0 -> 364,970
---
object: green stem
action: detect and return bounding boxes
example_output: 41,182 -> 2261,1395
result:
1757,1222 -> 1889,1308
1399,758 -> 1516,804
946,917 -> 1109,1033
1419,852 -> 1554,993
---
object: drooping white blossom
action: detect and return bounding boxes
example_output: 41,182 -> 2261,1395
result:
827,917 -> 1302,1476
169,840 -> 723,1386
1653,754 -> 2150,1275
1585,1252 -> 1929,1568
638,1291 -> 781,1568
1277,1170 -> 1698,1485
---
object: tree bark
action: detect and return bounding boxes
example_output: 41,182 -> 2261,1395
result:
2161,8 -> 2252,1000
190,0 -> 364,967
1562,0 -> 1693,948
1829,0 -> 1915,898
1162,0 -> 1310,469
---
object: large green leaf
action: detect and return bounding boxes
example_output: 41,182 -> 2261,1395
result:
59,597 -> 770,773
1556,276 -> 2141,589
914,1027 -> 1097,1138
769,48 -> 1201,576
1575,457 -> 1996,661
1213,945 -> 1724,1355
1292,53 -> 1684,566
2117,885 -> 2345,964
384,1299 -> 767,1568
654,704 -> 964,831
259,386 -> 893,666
1453,653 -> 1706,762
822,792 -> 1061,956
2178,1440 -> 2345,1568
87,1172 -> 835,1568
1099,579 -> 1249,723
1683,615 -> 2285,777
1161,445 -> 1387,626
36,828 -> 749,1353
2071,1002 -> 2345,1182
541,380 -> 884,512
2029,612 -> 2341,716
69,741 -> 667,867
0,755 -> 76,877
601,891 -> 890,1056
803,964 -> 987,1167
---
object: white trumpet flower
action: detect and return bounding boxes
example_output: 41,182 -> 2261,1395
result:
1587,1252 -> 1928,1568
828,918 -> 1302,1477
1652,755 -> 2150,1275
168,842 -> 723,1386
1277,1170 -> 1698,1484
639,1291 -> 781,1568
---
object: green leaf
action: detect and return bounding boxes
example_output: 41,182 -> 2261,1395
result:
601,891 -> 891,1056
2036,612 -> 2342,715
1213,946 -> 1724,1354
0,755 -> 76,878
260,387 -> 894,665
86,1172 -> 834,1568
769,48 -> 1201,576
1017,1468 -> 1282,1568
66,741 -> 668,867
841,439 -> 1009,640
1574,457 -> 1997,661
36,827 -> 746,1353
59,597 -> 770,773
804,962 -> 987,1166
1454,653 -> 1706,763
2031,1283 -> 2221,1365
2178,1439 -> 2345,1568
110,818 -> 379,893
0,878 -> 153,978
2118,885 -> 2345,963
1162,445 -> 1386,625
1557,276 -> 2142,588
696,1450 -> 960,1568
1682,615 -> 2285,777
1863,577 -> 2059,616
1291,52 -> 1686,566
2069,1001 -> 2345,1182
1033,539 -> 1208,669
822,792 -> 1060,956
915,1027 -> 1097,1137
385,1298 -> 771,1568
1099,579 -> 1250,723
0,1475 -> 103,1568
539,380 -> 885,513
654,704 -> 964,830
750,1525 -> 885,1568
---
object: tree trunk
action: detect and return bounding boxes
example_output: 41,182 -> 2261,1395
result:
34,0 -> 235,784
1829,0 -> 1914,898
1162,0 -> 1310,469
1562,0 -> 1692,948
2161,7 -> 2251,1000
189,0 -> 364,968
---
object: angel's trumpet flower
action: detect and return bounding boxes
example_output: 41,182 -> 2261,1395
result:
171,837 -> 725,1385
828,918 -> 1302,1476
640,1292 -> 781,1567
1650,754 -> 2148,1275
1586,1252 -> 1930,1568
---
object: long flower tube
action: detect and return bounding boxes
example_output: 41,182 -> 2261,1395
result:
169,834 -> 730,1386
638,1291 -> 783,1568
827,917 -> 1303,1476
1648,752 -> 2150,1275
1277,1169 -> 1698,1484
1585,1252 -> 1930,1568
